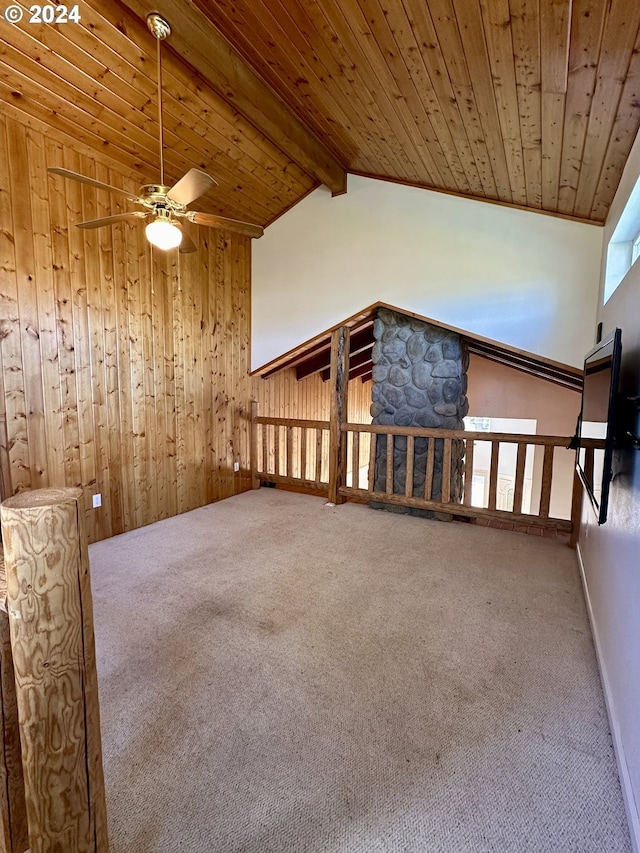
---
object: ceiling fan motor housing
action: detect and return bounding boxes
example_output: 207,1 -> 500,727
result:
146,13 -> 171,40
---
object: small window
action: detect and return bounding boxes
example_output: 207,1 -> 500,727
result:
604,174 -> 640,303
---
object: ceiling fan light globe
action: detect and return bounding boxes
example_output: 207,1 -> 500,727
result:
146,218 -> 182,251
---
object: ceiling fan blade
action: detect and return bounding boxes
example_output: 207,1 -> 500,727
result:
166,169 -> 217,206
176,225 -> 197,254
190,211 -> 264,239
48,167 -> 138,200
77,212 -> 147,230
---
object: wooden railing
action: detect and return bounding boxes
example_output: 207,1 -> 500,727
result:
252,414 -> 331,494
341,423 -> 576,531
250,406 -> 605,537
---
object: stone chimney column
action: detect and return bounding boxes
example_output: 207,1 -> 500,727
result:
370,308 -> 469,516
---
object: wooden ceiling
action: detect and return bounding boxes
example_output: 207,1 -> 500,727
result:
0,0 -> 317,225
1,0 -> 640,225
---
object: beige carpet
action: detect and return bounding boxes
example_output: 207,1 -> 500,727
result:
89,488 -> 631,852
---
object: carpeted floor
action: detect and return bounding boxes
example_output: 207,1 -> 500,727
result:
89,488 -> 631,853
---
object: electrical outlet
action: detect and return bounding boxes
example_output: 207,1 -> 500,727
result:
92,493 -> 102,509
233,462 -> 240,472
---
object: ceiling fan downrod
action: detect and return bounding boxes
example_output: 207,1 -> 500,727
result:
147,13 -> 171,187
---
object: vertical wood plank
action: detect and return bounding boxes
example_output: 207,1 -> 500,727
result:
90,163 -> 117,539
172,253 -> 187,516
66,149 -> 99,537
0,117 -> 30,495
101,168 -> 126,535
250,401 -> 260,488
6,121 -> 45,496
202,236 -> 215,504
26,131 -> 65,493
151,240 -> 170,517
141,230 -> 159,524
113,218 -> 141,530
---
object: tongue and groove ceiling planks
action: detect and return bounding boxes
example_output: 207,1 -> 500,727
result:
1,0 -> 640,225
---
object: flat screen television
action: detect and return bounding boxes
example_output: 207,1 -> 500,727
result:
576,327 -> 622,525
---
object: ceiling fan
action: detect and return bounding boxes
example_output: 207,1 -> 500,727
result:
48,13 -> 263,251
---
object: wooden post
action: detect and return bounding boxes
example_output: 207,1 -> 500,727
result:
0,488 -> 108,853
328,326 -> 350,504
250,401 -> 260,489
0,551 -> 28,853
569,463 -> 583,548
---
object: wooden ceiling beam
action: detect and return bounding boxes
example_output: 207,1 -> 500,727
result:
118,0 -> 347,196
296,326 -> 374,381
321,345 -> 374,382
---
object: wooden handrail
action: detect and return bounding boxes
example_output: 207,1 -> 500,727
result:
342,422 -> 595,447
255,416 -> 330,430
253,418 -> 604,465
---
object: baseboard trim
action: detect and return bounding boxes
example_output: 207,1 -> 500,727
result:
576,542 -> 640,853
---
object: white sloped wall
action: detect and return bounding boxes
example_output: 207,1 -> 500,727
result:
252,174 -> 602,370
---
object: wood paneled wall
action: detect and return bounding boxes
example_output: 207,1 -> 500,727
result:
0,113 -> 253,543
253,368 -> 372,424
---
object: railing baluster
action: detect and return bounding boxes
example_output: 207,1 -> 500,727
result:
261,423 -> 268,475
315,429 -> 323,484
424,439 -> 435,500
442,437 -> 452,503
386,434 -> 394,494
488,440 -> 499,511
273,424 -> 280,476
368,432 -> 377,490
405,435 -> 415,499
352,431 -> 360,489
286,426 -> 294,478
463,438 -> 474,505
539,444 -> 554,518
513,442 -> 527,513
300,427 -> 307,481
